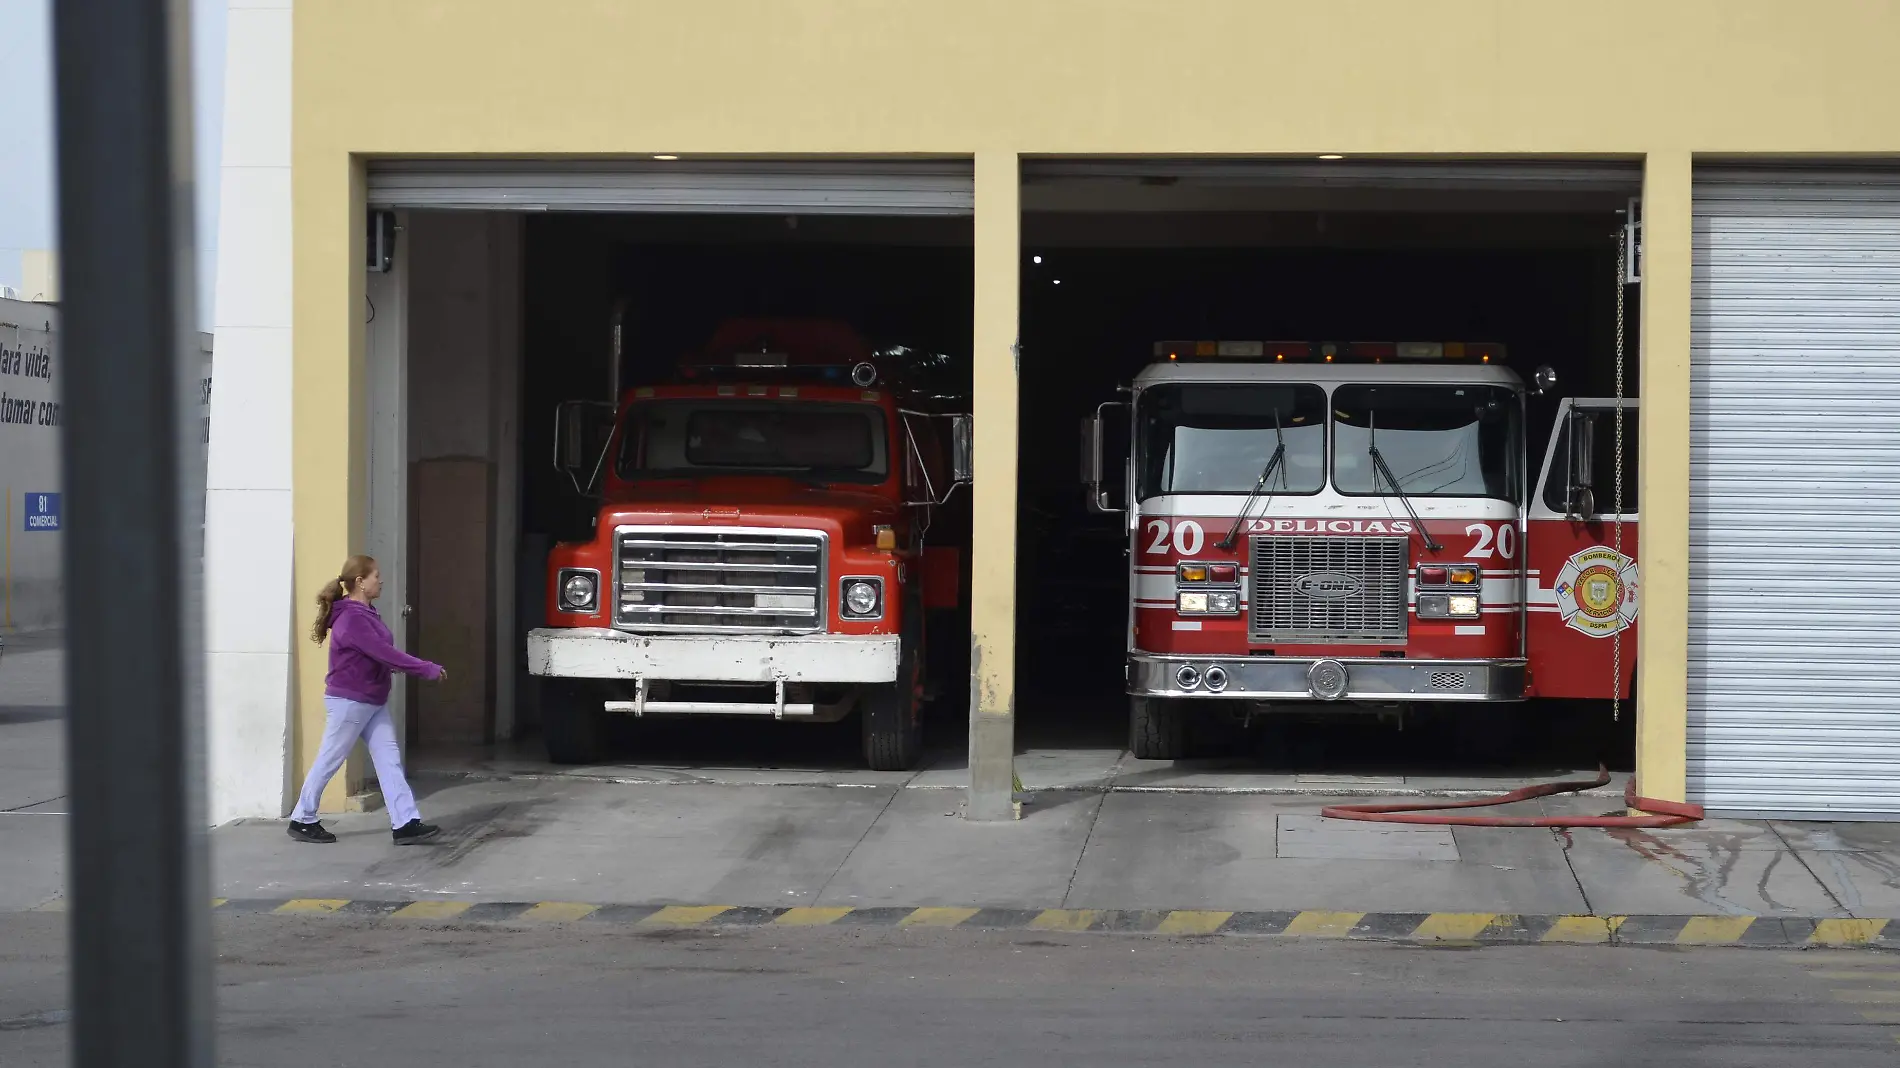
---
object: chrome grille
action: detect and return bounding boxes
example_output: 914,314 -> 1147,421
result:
615,528 -> 826,634
1249,536 -> 1408,643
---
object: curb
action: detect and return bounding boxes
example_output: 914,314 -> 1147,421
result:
40,899 -> 1897,948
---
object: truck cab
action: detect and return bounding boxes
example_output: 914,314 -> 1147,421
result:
1085,340 -> 1638,758
530,318 -> 971,770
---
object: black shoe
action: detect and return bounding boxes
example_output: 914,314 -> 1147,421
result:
392,819 -> 440,845
287,820 -> 336,844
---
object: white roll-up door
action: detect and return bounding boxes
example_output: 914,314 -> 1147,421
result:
366,160 -> 973,215
1689,168 -> 1900,818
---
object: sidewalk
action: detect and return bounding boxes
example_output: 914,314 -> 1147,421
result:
202,769 -> 1900,924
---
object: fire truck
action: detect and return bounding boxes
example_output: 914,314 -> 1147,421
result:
529,318 -> 971,770
1082,340 -> 1638,758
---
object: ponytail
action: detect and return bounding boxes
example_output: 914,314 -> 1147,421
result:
312,554 -> 378,643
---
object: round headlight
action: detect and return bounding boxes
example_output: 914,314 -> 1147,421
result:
561,572 -> 597,610
845,580 -> 881,617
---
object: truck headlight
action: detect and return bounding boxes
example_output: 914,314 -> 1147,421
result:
559,569 -> 599,612
1176,591 -> 1240,616
1417,593 -> 1481,620
843,578 -> 883,619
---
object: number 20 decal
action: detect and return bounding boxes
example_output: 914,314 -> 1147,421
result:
1464,522 -> 1515,560
1146,519 -> 1205,557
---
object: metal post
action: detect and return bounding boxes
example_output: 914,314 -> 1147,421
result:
52,0 -> 213,1065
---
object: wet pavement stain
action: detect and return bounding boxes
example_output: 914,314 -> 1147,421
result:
1606,828 -> 1757,915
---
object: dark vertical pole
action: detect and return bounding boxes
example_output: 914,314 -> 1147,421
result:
52,0 -> 212,1066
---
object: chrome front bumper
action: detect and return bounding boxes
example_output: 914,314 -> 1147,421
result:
527,628 -> 899,684
1128,653 -> 1526,703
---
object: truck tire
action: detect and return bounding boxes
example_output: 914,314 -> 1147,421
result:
1129,695 -> 1187,760
862,647 -> 924,771
541,680 -> 606,765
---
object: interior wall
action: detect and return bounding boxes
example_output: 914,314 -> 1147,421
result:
405,211 -> 524,748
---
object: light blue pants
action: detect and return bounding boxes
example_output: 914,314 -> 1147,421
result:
290,696 -> 421,830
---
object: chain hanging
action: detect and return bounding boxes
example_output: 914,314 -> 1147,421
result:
1611,233 -> 1628,724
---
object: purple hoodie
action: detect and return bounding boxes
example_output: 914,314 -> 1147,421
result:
324,598 -> 443,705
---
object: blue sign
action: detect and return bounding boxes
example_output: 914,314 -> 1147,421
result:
24,493 -> 59,531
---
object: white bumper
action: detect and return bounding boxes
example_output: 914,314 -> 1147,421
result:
527,628 -> 899,684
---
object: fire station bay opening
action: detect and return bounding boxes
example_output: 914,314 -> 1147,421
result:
1018,159 -> 1644,774
362,162 -> 975,772
361,157 -> 1645,777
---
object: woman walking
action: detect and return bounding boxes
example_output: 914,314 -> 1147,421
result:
288,555 -> 445,845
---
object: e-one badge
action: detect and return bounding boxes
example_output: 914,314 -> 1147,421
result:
1553,546 -> 1639,638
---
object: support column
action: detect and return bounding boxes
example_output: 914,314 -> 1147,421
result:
295,159 -> 371,813
1635,151 -> 1692,803
965,151 -> 1020,821
205,0 -> 296,824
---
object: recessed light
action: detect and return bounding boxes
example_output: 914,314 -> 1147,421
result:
1033,255 -> 1043,264
1053,279 -> 1062,285
1318,154 -> 1345,160
653,154 -> 679,161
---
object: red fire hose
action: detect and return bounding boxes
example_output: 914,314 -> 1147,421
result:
1319,766 -> 1704,828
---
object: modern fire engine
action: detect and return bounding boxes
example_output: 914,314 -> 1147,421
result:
529,318 -> 971,770
1083,340 -> 1639,758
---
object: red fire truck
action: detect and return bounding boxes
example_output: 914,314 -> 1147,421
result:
529,318 -> 971,769
1083,340 -> 1638,758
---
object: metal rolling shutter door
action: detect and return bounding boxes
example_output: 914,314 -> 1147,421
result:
1688,169 -> 1900,817
365,160 -> 973,215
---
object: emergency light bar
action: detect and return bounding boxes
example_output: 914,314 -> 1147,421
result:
677,356 -> 881,386
1152,340 -> 1508,364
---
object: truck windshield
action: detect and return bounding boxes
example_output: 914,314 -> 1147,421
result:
617,400 -> 890,483
1136,384 -> 1327,499
1331,384 -> 1521,502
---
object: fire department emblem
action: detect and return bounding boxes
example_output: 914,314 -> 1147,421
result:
1553,546 -> 1640,638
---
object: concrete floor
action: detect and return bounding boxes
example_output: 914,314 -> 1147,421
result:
6,639 -> 1900,919
3,912 -> 1898,1067
196,773 -> 1900,917
10,640 -> 1900,1064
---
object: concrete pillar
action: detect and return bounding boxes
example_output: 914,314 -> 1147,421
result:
966,151 -> 1020,821
1635,151 -> 1692,803
204,0 -> 295,824
293,159 -> 371,814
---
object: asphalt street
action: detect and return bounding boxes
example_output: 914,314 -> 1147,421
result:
2,913 -> 1898,1067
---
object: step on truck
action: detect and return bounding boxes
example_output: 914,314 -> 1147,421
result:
1083,340 -> 1639,758
530,318 -> 971,770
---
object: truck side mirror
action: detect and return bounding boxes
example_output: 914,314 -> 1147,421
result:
1082,401 -> 1129,514
1532,365 -> 1558,396
949,414 -> 973,484
1563,409 -> 1596,520
553,400 -> 615,496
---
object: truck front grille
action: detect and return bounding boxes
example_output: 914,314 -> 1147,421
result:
1249,536 -> 1408,643
615,528 -> 826,634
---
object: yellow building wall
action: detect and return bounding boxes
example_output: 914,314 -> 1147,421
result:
292,0 -> 1900,803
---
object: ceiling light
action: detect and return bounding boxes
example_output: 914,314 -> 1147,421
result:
1033,255 -> 1043,264
653,154 -> 679,161
1318,154 -> 1345,160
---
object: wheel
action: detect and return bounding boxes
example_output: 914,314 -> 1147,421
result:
541,679 -> 605,765
861,645 -> 924,771
1129,695 -> 1187,760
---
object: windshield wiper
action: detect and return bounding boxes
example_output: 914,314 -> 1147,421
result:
1367,408 -> 1444,553
1216,411 -> 1287,552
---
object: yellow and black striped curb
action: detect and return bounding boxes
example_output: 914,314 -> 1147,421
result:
37,899 -> 1900,947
